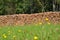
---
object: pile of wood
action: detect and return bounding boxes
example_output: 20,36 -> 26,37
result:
0,12 -> 60,26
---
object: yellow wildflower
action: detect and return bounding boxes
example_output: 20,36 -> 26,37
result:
18,30 -> 21,32
13,35 -> 16,38
45,18 -> 49,21
39,22 -> 42,25
47,22 -> 50,25
3,34 -> 7,38
8,31 -> 11,33
3,35 -> 7,38
8,31 -> 12,35
34,36 -> 38,40
12,35 -> 16,40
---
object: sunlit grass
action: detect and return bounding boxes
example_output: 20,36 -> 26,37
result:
0,23 -> 60,40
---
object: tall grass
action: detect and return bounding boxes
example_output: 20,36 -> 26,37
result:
0,24 -> 60,40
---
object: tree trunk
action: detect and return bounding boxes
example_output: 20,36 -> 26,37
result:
42,6 -> 45,12
53,0 -> 55,11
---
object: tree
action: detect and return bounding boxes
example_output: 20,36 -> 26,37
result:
56,0 -> 60,11
4,0 -> 16,15
35,0 -> 49,12
52,0 -> 60,11
0,0 -> 4,15
16,0 -> 32,14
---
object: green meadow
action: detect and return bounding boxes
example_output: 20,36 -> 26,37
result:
0,23 -> 60,40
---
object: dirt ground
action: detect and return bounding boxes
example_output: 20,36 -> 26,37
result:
0,12 -> 60,26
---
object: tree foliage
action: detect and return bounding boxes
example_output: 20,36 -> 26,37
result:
0,0 -> 59,15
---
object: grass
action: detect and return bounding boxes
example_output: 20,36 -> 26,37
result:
0,23 -> 60,40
